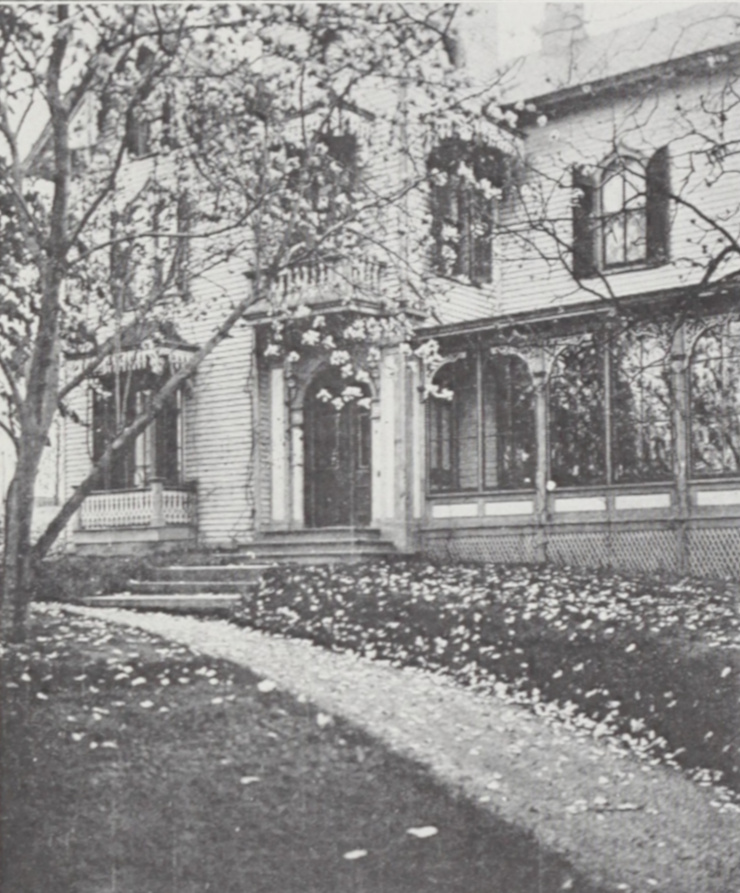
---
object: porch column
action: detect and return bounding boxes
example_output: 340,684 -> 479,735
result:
671,324 -> 690,573
289,405 -> 305,527
269,365 -> 288,524
532,353 -> 548,563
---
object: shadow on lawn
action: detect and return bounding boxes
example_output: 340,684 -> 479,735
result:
1,608 -> 605,893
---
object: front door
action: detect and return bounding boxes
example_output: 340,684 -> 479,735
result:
304,373 -> 372,527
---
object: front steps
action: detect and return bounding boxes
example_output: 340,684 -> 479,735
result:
76,528 -> 396,613
232,528 -> 396,565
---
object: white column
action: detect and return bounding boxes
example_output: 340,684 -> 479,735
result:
270,365 -> 287,523
410,361 -> 424,520
378,353 -> 397,520
290,406 -> 304,526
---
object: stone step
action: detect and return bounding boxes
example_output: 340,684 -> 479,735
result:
76,593 -> 241,614
149,564 -> 270,582
233,542 -> 395,559
258,527 -> 384,545
128,579 -> 253,595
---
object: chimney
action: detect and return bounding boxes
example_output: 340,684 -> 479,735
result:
455,3 -> 499,84
541,3 -> 586,55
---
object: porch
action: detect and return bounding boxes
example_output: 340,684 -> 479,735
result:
73,481 -> 197,554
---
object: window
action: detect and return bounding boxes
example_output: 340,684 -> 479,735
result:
91,368 -> 181,491
284,131 -> 358,257
548,340 -> 606,486
428,137 -> 507,285
430,175 -> 493,283
125,108 -> 151,157
572,147 -> 670,278
428,357 -> 478,491
690,319 -> 740,477
483,354 -> 535,489
611,328 -> 673,483
601,157 -> 647,266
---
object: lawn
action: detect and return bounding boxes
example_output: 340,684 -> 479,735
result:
230,559 -> 740,803
1,605 -> 602,893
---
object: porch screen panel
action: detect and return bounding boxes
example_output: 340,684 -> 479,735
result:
428,357 -> 477,491
484,354 -> 536,490
549,340 -> 606,486
456,367 -> 478,490
612,328 -> 672,483
690,319 -> 740,477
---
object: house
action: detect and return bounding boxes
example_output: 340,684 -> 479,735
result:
58,3 -> 740,580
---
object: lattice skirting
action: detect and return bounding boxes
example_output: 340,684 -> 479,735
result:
423,531 -> 536,565
421,523 -> 740,580
688,527 -> 740,578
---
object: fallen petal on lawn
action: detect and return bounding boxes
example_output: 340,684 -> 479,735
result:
71,732 -> 85,742
131,677 -> 147,686
139,700 -> 154,709
211,697 -> 224,704
101,741 -> 118,749
36,692 -> 49,700
257,680 -> 277,693
240,776 -> 260,785
406,826 -> 438,839
316,712 -> 333,728
343,849 -> 368,861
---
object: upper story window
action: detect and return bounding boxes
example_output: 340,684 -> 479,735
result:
601,157 -> 647,266
430,175 -> 493,284
572,146 -> 671,278
428,137 -> 507,286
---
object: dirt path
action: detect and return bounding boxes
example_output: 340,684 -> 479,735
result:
63,605 -> 740,893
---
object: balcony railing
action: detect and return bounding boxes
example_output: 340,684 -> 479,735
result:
78,481 -> 196,530
274,257 -> 385,302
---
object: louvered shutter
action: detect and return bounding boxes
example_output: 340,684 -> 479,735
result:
572,165 -> 598,279
646,146 -> 671,264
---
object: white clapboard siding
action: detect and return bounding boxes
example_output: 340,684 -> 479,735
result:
183,266 -> 257,546
497,68 -> 740,319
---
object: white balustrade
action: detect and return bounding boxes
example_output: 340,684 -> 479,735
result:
275,257 -> 385,301
79,485 -> 195,530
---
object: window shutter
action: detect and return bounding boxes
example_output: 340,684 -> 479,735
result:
646,146 -> 671,263
572,165 -> 597,278
430,181 -> 453,274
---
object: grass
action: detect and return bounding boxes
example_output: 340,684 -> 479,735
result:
229,559 -> 740,799
1,605 -> 603,893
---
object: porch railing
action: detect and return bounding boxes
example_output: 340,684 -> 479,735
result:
78,481 -> 196,530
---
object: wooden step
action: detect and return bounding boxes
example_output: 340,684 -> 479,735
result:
128,579 -> 253,595
149,564 -> 270,582
76,593 -> 241,614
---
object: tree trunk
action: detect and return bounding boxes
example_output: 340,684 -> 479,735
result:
1,446 -> 44,642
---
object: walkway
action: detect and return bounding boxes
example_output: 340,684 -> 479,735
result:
65,605 -> 740,893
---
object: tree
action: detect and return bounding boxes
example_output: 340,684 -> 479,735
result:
0,2 -> 508,639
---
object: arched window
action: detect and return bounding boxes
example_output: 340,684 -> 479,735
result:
611,327 -> 673,483
427,356 -> 477,491
548,340 -> 606,486
690,319 -> 740,477
572,147 -> 670,278
483,354 -> 535,489
601,156 -> 647,267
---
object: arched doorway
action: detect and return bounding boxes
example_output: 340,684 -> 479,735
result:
304,369 -> 372,528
